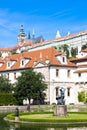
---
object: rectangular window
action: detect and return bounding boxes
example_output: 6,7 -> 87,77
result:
7,73 -> 9,79
67,88 -> 70,97
63,57 -> 65,62
67,70 -> 70,77
22,60 -> 24,66
56,87 -> 59,96
8,62 -> 10,67
78,73 -> 81,77
56,69 -> 59,77
14,72 -> 16,79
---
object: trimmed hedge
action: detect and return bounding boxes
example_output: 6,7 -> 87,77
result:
7,111 -> 87,123
0,93 -> 17,105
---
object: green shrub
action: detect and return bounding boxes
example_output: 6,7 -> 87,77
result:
0,93 -> 17,105
78,91 -> 85,102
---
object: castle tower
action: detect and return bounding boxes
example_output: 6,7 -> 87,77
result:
17,25 -> 26,45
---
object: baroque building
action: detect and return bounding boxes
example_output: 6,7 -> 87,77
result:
0,27 -> 87,104
0,47 -> 87,105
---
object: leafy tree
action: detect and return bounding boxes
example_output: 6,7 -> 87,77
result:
58,44 -> 69,58
0,93 -> 17,105
52,46 -> 57,49
71,47 -> 78,58
14,69 -> 47,110
11,50 -> 17,55
81,43 -> 87,50
0,75 -> 13,93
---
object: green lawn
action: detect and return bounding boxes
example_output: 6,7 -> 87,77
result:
7,112 -> 87,123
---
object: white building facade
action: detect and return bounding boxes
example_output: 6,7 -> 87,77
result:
0,47 -> 87,105
26,30 -> 87,56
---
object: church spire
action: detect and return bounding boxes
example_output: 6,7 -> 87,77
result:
28,32 -> 31,39
32,29 -> 35,39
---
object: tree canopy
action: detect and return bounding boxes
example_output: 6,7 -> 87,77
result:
81,43 -> 87,50
58,44 -> 69,58
14,69 -> 47,106
0,75 -> 13,93
71,47 -> 78,58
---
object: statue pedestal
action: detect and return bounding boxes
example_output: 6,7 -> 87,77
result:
15,117 -> 19,122
54,105 -> 67,116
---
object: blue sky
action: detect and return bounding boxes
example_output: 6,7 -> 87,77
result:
0,0 -> 87,47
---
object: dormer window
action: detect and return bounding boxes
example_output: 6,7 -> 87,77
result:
20,57 -> 30,67
7,61 -> 11,69
7,59 -> 16,69
56,54 -> 67,64
21,59 -> 25,67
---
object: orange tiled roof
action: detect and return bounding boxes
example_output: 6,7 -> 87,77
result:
74,69 -> 87,73
0,48 -> 11,52
0,48 -> 76,72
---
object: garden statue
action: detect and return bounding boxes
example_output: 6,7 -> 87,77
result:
15,107 -> 19,117
54,87 -> 67,116
15,107 -> 19,121
56,87 -> 65,105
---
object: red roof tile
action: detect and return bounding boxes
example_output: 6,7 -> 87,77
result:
0,48 -> 76,72
74,69 -> 87,73
0,48 -> 11,51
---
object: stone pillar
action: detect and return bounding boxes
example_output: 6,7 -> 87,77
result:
54,105 -> 67,116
